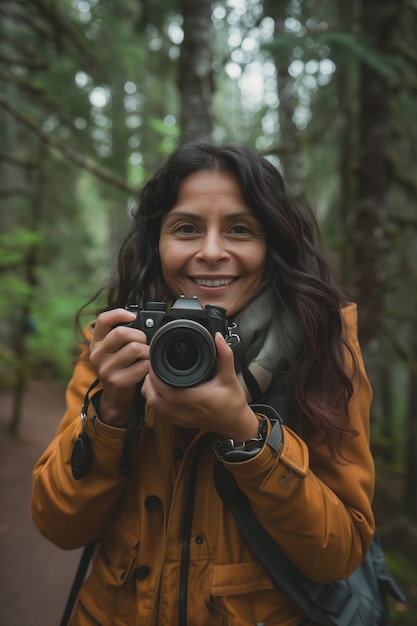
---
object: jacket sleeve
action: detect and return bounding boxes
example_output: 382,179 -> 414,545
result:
31,328 -> 134,550
224,304 -> 375,583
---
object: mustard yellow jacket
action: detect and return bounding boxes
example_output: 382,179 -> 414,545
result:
31,304 -> 375,626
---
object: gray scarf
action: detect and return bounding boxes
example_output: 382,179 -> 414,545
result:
229,290 -> 302,402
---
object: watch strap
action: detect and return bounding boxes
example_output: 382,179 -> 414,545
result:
213,404 -> 283,462
249,404 -> 283,455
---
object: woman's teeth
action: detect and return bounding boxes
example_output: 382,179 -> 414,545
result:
194,278 -> 235,287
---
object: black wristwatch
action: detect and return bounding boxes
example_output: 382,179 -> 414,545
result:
212,404 -> 283,462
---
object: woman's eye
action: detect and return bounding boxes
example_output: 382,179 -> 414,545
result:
177,224 -> 197,234
231,224 -> 250,234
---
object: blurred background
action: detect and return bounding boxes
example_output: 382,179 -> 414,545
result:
0,0 -> 416,624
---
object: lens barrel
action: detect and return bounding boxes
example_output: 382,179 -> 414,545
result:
149,319 -> 217,387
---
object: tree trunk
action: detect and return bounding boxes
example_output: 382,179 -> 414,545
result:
265,0 -> 303,192
9,142 -> 46,437
275,52 -> 303,192
179,0 -> 213,139
334,1 -> 359,291
377,363 -> 394,463
355,0 -> 396,351
404,347 -> 417,514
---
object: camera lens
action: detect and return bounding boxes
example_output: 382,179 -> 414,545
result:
166,340 -> 199,371
150,320 -> 217,387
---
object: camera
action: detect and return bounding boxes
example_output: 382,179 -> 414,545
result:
123,296 -> 227,387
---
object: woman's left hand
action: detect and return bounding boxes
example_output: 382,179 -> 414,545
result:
142,333 -> 259,442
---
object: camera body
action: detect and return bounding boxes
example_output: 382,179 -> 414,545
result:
124,296 -> 227,387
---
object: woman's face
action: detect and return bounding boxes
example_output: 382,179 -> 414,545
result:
159,170 -> 267,316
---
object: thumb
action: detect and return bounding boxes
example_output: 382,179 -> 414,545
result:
214,332 -> 235,374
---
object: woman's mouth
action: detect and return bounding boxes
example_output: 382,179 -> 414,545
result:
192,277 -> 236,287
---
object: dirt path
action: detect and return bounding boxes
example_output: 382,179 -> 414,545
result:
0,381 -> 82,626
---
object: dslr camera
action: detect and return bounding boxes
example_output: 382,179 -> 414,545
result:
124,296 -> 227,387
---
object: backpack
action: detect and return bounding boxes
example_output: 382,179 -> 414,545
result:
213,453 -> 406,626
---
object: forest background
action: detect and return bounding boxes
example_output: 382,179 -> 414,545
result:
1,0 -> 417,623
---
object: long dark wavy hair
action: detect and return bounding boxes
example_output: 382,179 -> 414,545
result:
80,140 -> 358,457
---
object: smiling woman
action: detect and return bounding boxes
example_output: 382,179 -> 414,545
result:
159,170 -> 266,316
31,140 -> 376,626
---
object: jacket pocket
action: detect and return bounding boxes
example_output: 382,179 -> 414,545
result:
206,561 -> 311,626
98,528 -> 139,587
208,561 -> 274,595
207,561 -> 273,626
95,510 -> 140,587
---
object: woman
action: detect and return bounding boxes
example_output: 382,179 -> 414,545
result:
31,141 -> 375,626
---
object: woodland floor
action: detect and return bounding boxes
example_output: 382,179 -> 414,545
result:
0,380 -> 416,626
0,381 -> 82,626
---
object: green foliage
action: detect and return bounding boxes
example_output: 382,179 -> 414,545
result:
317,31 -> 404,81
0,228 -> 43,315
0,228 -> 43,267
0,344 -> 21,389
27,287 -> 96,382
262,33 -> 300,59
385,550 -> 417,625
385,550 -> 417,586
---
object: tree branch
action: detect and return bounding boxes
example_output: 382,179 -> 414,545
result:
0,153 -> 39,169
1,31 -> 43,61
0,188 -> 32,199
0,4 -> 53,43
31,0 -> 101,71
0,51 -> 48,71
1,1 -> 100,72
0,96 -> 138,195
0,70 -> 46,97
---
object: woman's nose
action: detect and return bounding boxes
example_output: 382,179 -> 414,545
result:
195,231 -> 230,263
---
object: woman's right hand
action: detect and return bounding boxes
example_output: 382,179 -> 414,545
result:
89,308 -> 150,426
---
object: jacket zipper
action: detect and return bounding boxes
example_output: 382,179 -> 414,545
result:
177,441 -> 203,626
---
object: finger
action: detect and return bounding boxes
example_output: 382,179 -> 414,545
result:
92,308 -> 137,342
214,332 -> 235,375
101,325 -> 148,353
146,367 -> 192,407
141,371 -> 164,407
96,341 -> 150,374
141,375 -> 148,398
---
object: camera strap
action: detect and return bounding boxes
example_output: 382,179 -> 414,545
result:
226,328 -> 263,403
117,383 -> 145,476
71,378 -> 145,480
71,378 -> 100,480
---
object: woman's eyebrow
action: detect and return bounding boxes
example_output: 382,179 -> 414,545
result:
165,210 -> 255,220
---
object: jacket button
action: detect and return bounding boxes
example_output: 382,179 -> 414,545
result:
195,535 -> 204,545
173,446 -> 184,461
145,495 -> 161,512
134,566 -> 150,580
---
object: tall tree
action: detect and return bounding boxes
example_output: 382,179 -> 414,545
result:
179,0 -> 213,138
354,0 -> 396,351
264,0 -> 303,191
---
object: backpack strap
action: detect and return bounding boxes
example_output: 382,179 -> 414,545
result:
214,460 -> 350,626
213,457 -> 406,626
60,541 -> 96,626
